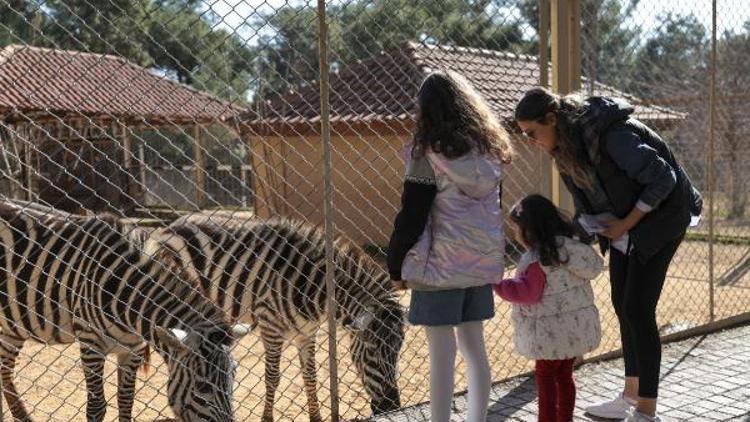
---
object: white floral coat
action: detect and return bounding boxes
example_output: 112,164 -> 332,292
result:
512,237 -> 604,360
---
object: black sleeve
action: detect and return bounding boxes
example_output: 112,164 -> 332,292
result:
603,126 -> 676,210
386,181 -> 437,281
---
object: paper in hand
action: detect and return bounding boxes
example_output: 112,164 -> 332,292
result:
578,213 -> 630,253
577,212 -> 618,235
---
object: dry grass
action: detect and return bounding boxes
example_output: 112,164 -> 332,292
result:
4,241 -> 750,422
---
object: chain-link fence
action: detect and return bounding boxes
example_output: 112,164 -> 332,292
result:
0,0 -> 748,421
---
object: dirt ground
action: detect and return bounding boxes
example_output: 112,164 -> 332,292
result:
3,240 -> 750,422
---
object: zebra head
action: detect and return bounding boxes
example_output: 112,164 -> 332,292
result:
346,297 -> 405,416
155,323 -> 251,422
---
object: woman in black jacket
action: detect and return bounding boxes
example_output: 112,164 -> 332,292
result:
514,88 -> 702,422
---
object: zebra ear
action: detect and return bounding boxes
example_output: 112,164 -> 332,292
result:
346,307 -> 376,332
155,327 -> 196,353
231,323 -> 252,339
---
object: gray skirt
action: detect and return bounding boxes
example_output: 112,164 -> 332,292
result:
408,284 -> 495,326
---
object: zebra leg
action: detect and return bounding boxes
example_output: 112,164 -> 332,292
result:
295,335 -> 322,422
261,336 -> 284,422
0,335 -> 33,422
115,345 -> 146,422
80,344 -> 108,422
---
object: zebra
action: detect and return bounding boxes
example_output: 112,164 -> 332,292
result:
144,217 -> 405,422
0,201 -> 251,422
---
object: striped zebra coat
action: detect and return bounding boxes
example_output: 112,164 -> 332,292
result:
145,217 -> 405,422
0,202 -> 250,422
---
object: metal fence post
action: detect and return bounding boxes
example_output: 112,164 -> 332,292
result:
708,0 -> 717,322
316,0 -> 339,420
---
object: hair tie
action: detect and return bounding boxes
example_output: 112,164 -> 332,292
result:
511,199 -> 524,217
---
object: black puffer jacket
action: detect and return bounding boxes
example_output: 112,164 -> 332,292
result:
561,97 -> 703,261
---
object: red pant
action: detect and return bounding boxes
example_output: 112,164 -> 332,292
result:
535,359 -> 576,422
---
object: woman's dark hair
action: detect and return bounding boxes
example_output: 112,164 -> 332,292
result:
514,87 -> 594,189
510,194 -> 578,267
414,70 -> 513,161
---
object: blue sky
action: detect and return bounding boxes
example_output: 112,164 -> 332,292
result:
204,0 -> 750,44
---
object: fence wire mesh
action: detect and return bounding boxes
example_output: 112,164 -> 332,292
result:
0,0 -> 748,421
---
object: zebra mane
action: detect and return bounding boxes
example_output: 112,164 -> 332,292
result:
136,227 -> 231,338
269,219 -> 399,322
0,200 -> 151,249
159,270 -> 231,338
1,198 -> 73,218
189,215 -> 378,268
264,218 -> 380,270
265,218 -> 390,290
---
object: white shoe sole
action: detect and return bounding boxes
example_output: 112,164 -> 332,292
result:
584,407 -> 632,420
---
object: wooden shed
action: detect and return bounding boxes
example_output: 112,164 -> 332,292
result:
0,44 -> 246,214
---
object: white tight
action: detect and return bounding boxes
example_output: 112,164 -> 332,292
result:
425,321 -> 491,422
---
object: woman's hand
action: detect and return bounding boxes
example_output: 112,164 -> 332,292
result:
392,280 -> 407,291
601,218 -> 630,240
601,207 -> 647,240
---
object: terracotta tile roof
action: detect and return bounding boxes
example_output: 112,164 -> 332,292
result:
248,41 -> 682,130
0,45 -> 246,124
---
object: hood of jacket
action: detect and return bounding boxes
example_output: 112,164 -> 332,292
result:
427,149 -> 503,199
577,96 -> 635,165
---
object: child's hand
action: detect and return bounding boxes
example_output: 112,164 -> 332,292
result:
392,280 -> 407,291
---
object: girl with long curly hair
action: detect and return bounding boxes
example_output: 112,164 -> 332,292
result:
387,70 -> 513,422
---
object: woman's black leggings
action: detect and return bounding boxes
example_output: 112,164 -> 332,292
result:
609,235 -> 683,399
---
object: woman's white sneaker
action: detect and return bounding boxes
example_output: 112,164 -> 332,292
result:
584,393 -> 637,419
625,410 -> 661,421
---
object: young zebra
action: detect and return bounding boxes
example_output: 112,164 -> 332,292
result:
145,217 -> 405,422
0,202 -> 250,422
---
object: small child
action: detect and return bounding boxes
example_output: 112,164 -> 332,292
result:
494,194 -> 604,422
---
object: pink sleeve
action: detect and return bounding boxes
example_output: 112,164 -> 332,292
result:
493,262 -> 546,304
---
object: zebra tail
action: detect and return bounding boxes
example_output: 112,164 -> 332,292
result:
141,344 -> 151,375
